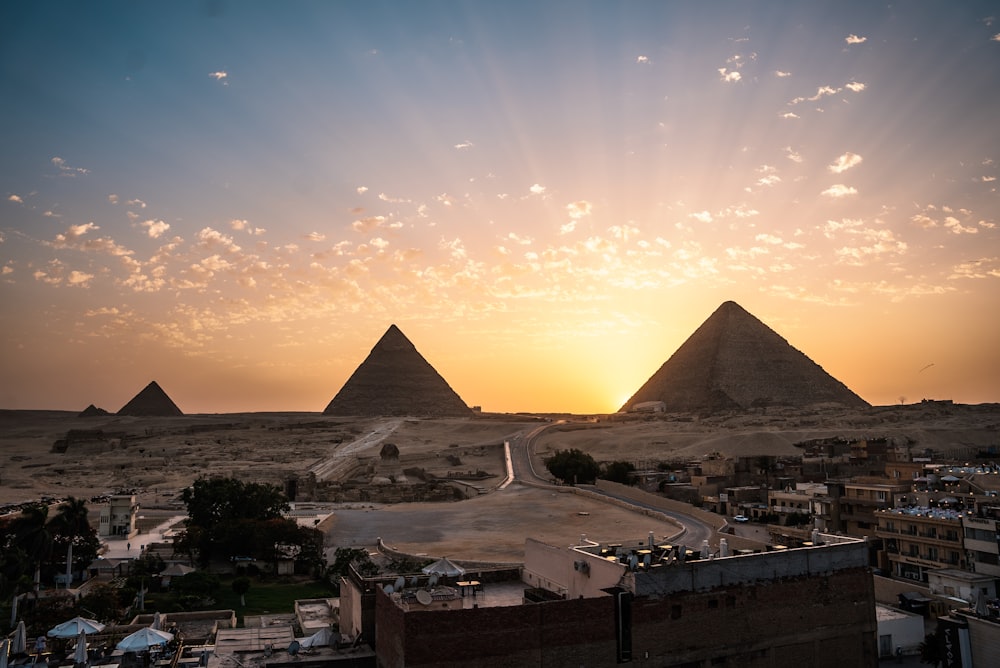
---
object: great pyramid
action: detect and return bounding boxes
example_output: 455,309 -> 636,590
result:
620,301 -> 869,414
117,381 -> 184,417
324,325 -> 473,417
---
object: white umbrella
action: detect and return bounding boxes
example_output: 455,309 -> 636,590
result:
150,612 -> 162,631
420,556 -> 465,578
73,631 -> 88,665
1,638 -> 10,668
299,628 -> 334,648
48,617 -> 106,639
11,621 -> 27,655
115,628 -> 173,652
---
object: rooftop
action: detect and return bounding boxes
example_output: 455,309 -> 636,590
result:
880,506 -> 965,520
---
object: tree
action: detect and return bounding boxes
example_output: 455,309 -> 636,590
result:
919,629 -> 943,667
178,477 -> 290,565
9,504 -> 53,593
49,497 -> 100,584
325,547 -> 379,592
78,582 -> 124,622
545,449 -> 599,485
600,461 -> 636,485
232,577 -> 250,607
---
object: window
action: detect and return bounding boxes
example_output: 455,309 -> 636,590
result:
877,491 -> 887,501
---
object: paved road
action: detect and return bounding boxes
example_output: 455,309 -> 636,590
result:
506,421 -> 717,549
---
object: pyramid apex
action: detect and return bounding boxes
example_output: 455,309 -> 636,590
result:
117,380 -> 183,417
620,303 -> 867,414
324,327 -> 471,417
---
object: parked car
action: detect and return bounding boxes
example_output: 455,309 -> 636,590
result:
733,515 -> 750,523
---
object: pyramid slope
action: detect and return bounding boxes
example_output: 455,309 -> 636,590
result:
621,301 -> 869,414
117,381 -> 184,417
324,325 -> 472,417
78,404 -> 110,417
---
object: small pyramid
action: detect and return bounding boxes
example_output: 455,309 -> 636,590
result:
620,301 -> 869,414
117,381 -> 183,417
78,404 -> 110,417
324,325 -> 472,417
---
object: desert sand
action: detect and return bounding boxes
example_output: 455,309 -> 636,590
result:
2,402 -> 998,561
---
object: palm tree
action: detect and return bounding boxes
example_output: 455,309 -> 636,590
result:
50,497 -> 93,585
10,504 -> 53,594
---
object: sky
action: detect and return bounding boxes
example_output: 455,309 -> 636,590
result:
1,1 -> 999,415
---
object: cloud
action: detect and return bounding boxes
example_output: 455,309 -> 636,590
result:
775,70 -> 791,78
636,55 -> 649,64
784,147 -> 803,163
718,68 -> 741,83
352,215 -> 388,232
829,152 -> 863,173
845,34 -> 867,45
304,231 -> 326,242
689,211 -> 714,223
780,111 -> 800,120
453,140 -> 474,150
209,71 -> 228,85
196,227 -> 242,253
835,228 -> 908,264
141,219 -> 170,238
230,219 -> 266,235
822,184 -> 858,198
845,81 -> 866,92
943,216 -> 978,234
51,156 -> 89,176
949,257 -> 1000,279
108,194 -> 119,204
529,183 -> 547,195
8,194 -> 23,203
127,198 -> 147,208
992,33 -> 1000,42
566,200 -> 593,221
68,222 -> 99,237
67,270 -> 95,287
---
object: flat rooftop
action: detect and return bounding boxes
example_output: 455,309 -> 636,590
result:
386,579 -> 526,611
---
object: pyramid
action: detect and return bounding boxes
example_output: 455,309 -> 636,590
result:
620,301 -> 869,414
78,404 -> 110,417
324,325 -> 472,417
117,381 -> 184,416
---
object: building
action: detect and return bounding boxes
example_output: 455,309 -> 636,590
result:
833,478 -> 911,536
767,482 -> 827,524
963,515 -> 1000,578
875,506 -> 966,582
369,533 -> 877,667
875,604 -> 925,659
98,494 -> 138,538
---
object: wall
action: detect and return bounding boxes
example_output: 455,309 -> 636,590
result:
522,538 -> 626,600
631,566 -> 877,667
376,588 -> 618,668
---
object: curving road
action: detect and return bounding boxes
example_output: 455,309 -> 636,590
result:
504,421 -> 717,548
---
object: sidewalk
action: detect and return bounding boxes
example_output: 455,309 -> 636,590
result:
101,516 -> 186,559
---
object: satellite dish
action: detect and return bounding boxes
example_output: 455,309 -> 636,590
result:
409,576 -> 420,587
287,641 -> 300,657
383,584 -> 394,594
394,576 -> 406,591
428,574 -> 439,587
415,590 -> 433,605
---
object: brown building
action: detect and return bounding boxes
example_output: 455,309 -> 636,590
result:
368,534 -> 877,667
875,506 -> 966,582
